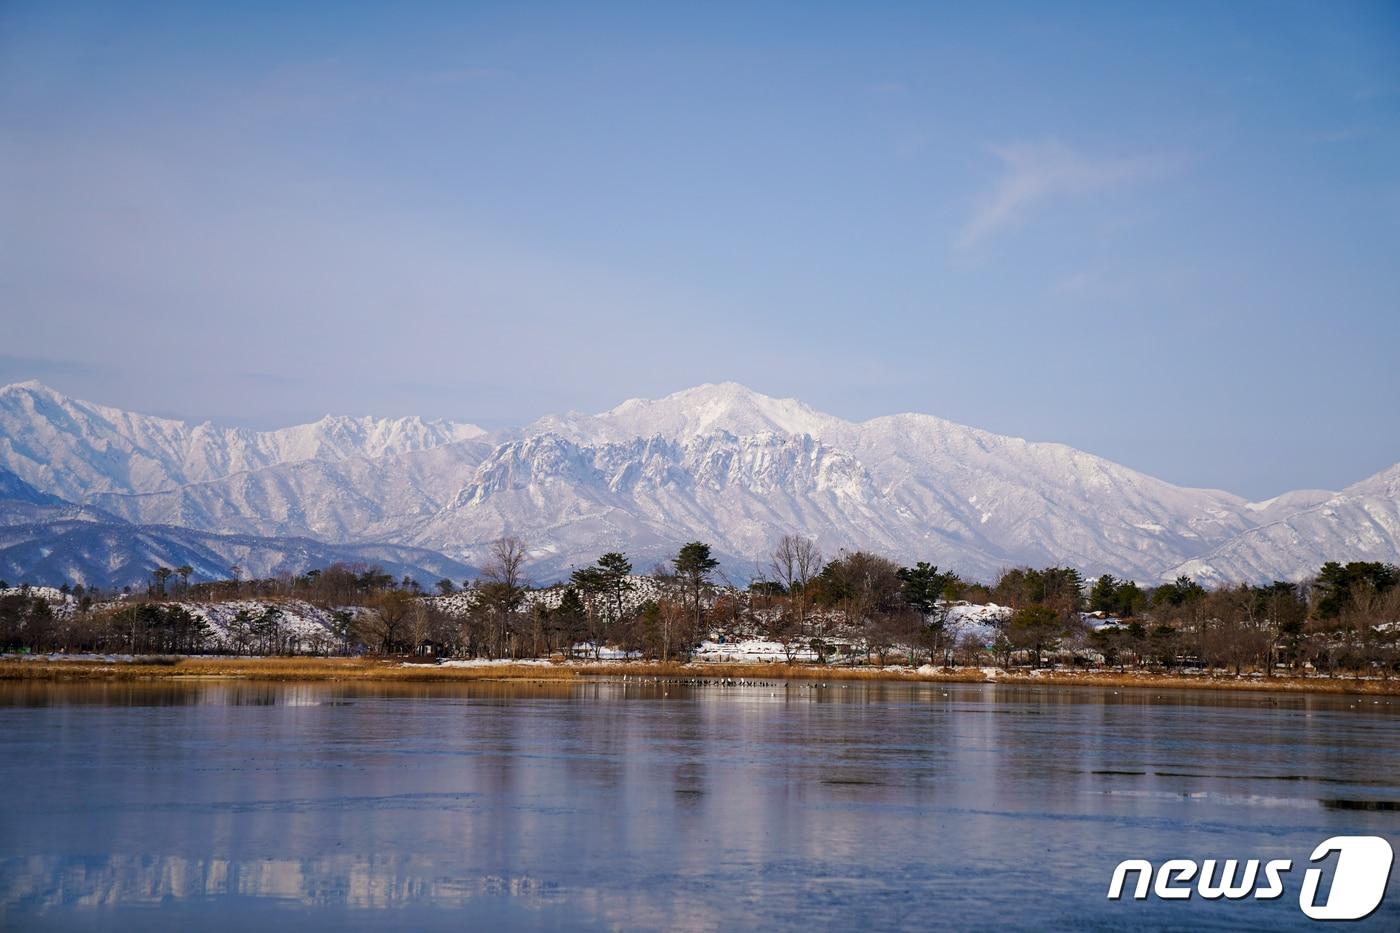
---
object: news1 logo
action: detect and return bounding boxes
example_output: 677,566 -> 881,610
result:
1108,836 -> 1394,920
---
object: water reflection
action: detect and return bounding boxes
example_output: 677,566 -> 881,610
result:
1,854 -> 559,910
1,680 -> 1397,930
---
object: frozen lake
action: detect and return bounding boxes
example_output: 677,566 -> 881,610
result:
1,679 -> 1397,930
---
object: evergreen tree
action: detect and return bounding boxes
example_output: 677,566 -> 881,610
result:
1089,574 -> 1119,613
554,587 -> 587,658
1153,574 -> 1206,608
1115,581 -> 1147,617
1008,603 -> 1062,667
1314,561 -> 1400,619
673,542 -> 719,635
897,562 -> 955,614
595,552 -> 635,623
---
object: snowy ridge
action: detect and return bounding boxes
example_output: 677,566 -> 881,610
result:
529,382 -> 845,445
86,440 -> 491,543
0,517 -> 476,591
1165,462 -> 1400,585
1,380 -> 1397,585
417,430 -> 903,576
0,380 -> 484,500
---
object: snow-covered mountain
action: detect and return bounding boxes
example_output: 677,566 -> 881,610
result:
464,383 -> 1288,579
87,440 -> 492,542
0,468 -> 62,506
528,383 -> 844,445
1168,464 -> 1400,584
0,468 -> 477,590
0,380 -> 485,500
0,516 -> 476,592
1,379 -> 1396,586
414,430 -> 913,576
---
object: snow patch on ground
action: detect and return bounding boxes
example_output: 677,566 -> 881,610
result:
431,658 -> 555,668
945,601 -> 1011,645
692,639 -> 818,662
182,600 -> 344,652
568,644 -> 642,660
0,586 -> 78,618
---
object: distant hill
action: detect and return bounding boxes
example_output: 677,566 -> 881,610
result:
0,517 -> 477,591
0,468 -> 63,506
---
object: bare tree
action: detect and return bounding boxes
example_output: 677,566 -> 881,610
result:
770,535 -> 822,651
662,597 -> 692,661
360,589 -> 416,653
770,535 -> 822,595
404,600 -> 433,655
480,537 -> 530,658
483,537 -> 530,593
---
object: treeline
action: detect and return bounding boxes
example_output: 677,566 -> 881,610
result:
2,542 -> 1398,675
1085,562 -> 1400,675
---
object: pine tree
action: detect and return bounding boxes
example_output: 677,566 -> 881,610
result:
1008,603 -> 1062,667
1089,574 -> 1119,614
673,542 -> 719,636
897,562 -> 954,614
595,552 -> 634,623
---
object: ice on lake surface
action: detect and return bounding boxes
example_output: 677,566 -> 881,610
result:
1,680 -> 1398,931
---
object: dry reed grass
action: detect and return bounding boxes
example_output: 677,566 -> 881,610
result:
3,656 -> 1398,695
0,657 -> 577,683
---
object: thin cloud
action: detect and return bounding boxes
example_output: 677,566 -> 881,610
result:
957,140 -> 1176,248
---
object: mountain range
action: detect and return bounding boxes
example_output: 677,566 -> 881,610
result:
1,379 -> 1396,589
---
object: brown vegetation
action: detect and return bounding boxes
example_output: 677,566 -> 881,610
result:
4,544 -> 1398,684
4,656 -> 1399,695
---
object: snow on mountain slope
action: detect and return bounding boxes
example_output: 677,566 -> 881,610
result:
847,411 -> 1258,578
528,382 -> 845,444
1343,462 -> 1400,499
1241,488 -> 1338,523
0,468 -> 63,506
1168,464 -> 1400,584
491,383 -> 1269,579
415,429 -> 960,579
2,380 -> 1396,585
0,518 -> 477,590
88,439 -> 491,542
0,381 -> 484,499
0,468 -> 127,527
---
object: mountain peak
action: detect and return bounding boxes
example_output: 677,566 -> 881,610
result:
0,384 -> 487,501
606,381 -> 776,415
2,379 -> 62,397
591,382 -> 846,441
3,382 -> 1397,586
1344,461 -> 1400,498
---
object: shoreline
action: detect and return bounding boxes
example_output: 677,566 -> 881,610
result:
3,657 -> 1399,696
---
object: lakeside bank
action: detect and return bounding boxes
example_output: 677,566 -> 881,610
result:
3,656 -> 1399,695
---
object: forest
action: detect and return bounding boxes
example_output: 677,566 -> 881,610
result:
2,536 -> 1398,677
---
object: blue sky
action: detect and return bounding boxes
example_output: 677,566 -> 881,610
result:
1,1 -> 1397,498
